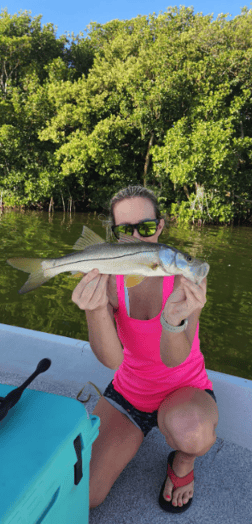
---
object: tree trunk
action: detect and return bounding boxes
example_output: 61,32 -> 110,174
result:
143,132 -> 154,187
68,195 -> 73,213
60,190 -> 65,213
240,120 -> 244,139
183,185 -> 190,200
48,197 -> 54,213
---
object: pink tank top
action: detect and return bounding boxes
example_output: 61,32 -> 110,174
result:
113,275 -> 213,412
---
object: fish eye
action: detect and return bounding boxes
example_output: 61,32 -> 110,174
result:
185,254 -> 192,262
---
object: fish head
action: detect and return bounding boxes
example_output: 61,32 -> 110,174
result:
175,251 -> 210,284
159,245 -> 209,284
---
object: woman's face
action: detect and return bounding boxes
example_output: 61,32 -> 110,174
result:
113,197 -> 165,243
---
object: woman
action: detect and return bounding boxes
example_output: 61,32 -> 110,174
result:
72,185 -> 219,514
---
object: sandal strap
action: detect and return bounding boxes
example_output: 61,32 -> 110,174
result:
167,463 -> 194,489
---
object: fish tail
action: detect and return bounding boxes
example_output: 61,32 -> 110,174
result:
7,258 -> 53,294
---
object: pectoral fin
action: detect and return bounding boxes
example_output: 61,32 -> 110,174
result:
124,262 -> 160,288
70,271 -> 85,279
124,275 -> 146,288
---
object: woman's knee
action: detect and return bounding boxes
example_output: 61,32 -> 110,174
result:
89,493 -> 106,510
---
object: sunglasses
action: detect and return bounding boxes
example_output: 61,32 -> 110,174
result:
112,219 -> 160,240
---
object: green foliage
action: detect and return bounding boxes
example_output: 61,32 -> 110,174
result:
0,7 -> 252,223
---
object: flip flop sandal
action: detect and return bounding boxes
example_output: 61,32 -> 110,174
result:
158,450 -> 194,513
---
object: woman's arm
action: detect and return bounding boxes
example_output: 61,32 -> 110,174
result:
86,303 -> 123,370
72,270 -> 123,370
160,276 -> 207,368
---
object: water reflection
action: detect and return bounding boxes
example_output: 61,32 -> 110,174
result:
0,210 -> 251,381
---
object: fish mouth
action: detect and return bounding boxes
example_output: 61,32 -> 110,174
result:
176,254 -> 210,283
194,262 -> 210,283
182,261 -> 209,284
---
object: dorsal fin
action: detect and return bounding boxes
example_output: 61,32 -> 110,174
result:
72,226 -> 147,288
117,233 -> 145,244
72,226 -> 106,250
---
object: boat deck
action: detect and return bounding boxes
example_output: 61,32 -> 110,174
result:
1,323 -> 252,523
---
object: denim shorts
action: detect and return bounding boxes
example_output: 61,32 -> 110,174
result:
103,380 -> 217,438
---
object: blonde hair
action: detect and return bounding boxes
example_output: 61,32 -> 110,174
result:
110,185 -> 165,225
99,185 -> 167,240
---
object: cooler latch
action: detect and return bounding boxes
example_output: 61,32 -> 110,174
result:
73,434 -> 83,485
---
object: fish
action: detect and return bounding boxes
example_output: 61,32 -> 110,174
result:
6,225 -> 210,294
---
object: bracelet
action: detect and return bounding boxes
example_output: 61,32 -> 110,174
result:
160,311 -> 188,333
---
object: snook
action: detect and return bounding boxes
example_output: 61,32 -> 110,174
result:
7,226 -> 210,294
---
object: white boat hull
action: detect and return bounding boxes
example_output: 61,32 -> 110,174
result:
0,323 -> 251,452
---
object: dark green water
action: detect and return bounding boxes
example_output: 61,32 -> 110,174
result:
0,210 -> 252,380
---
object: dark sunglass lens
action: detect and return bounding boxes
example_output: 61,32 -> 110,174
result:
124,225 -> 134,235
113,225 -> 133,238
138,222 -> 157,236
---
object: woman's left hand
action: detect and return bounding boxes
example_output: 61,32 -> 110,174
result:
163,277 -> 207,327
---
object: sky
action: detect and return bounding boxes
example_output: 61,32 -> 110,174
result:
1,0 -> 251,38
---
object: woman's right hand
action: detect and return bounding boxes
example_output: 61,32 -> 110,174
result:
71,269 -> 115,311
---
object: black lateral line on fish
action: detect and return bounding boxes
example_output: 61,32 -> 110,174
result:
44,249 -> 161,272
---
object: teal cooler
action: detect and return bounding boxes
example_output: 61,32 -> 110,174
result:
0,384 -> 100,523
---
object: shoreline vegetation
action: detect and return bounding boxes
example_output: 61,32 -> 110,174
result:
0,7 -> 252,226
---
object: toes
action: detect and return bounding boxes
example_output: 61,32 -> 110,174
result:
172,492 -> 180,507
163,486 -> 193,506
174,492 -> 191,507
163,479 -> 173,501
182,491 -> 193,505
163,490 -> 172,501
176,495 -> 183,507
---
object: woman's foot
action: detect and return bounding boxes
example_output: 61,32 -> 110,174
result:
163,450 -> 195,507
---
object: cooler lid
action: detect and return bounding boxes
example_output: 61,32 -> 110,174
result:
0,385 -> 90,521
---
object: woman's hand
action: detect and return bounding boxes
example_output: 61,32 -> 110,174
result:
72,269 -> 110,311
163,277 -> 207,327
